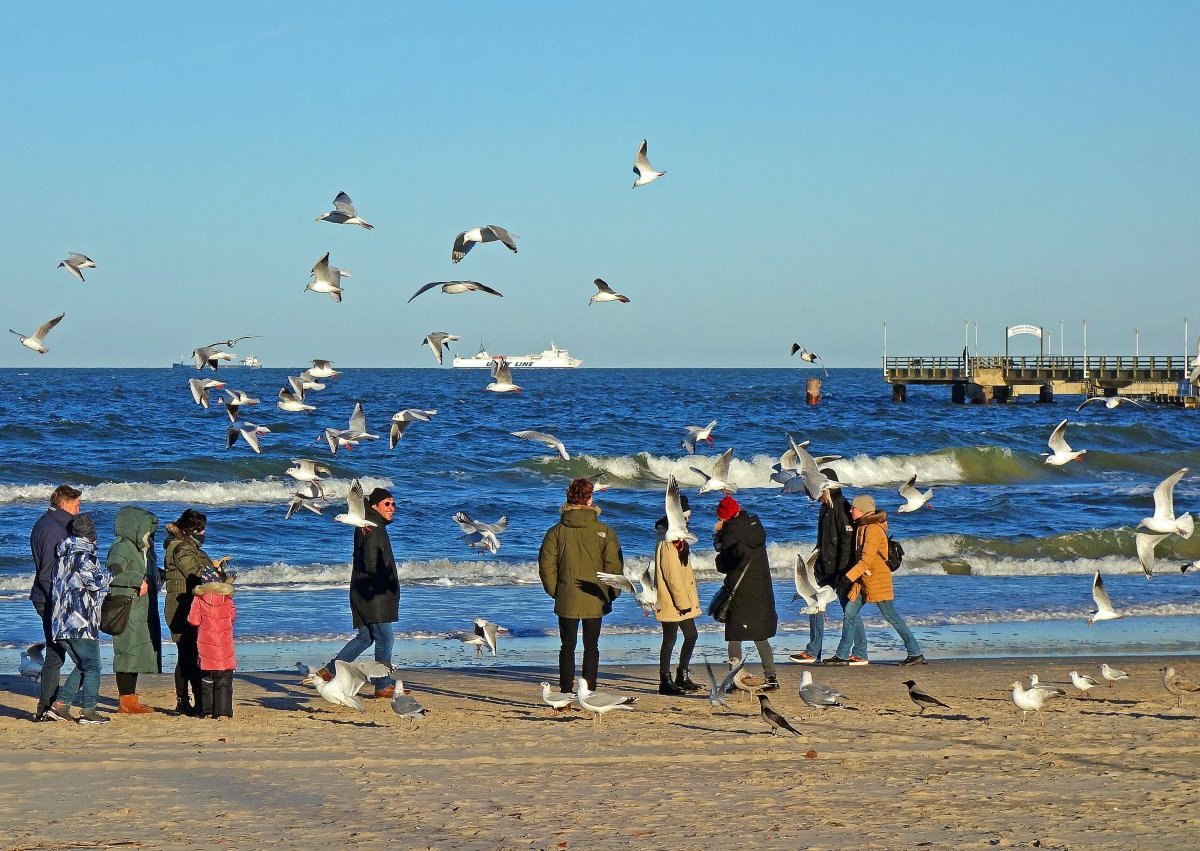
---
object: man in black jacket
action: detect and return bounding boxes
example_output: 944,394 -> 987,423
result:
317,487 -> 400,698
29,483 -> 82,721
790,471 -> 867,665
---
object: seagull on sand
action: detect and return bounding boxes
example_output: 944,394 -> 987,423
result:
1010,681 -> 1049,725
58,252 -> 96,282
704,657 -> 743,713
1044,419 -> 1086,466
19,644 -> 45,680
192,345 -> 233,371
632,139 -> 666,188
589,278 -> 630,305
451,225 -> 518,263
306,359 -> 341,380
1098,663 -> 1129,688
897,474 -> 933,513
407,280 -> 503,303
757,694 -> 803,736
188,378 -> 225,409
597,559 -> 656,616
790,343 -> 829,376
576,679 -> 637,727
485,358 -> 521,393
1088,571 -> 1123,625
663,475 -> 697,545
798,671 -> 850,711
10,313 -> 66,355
390,681 -> 429,719
1068,671 -> 1100,696
540,682 -> 577,713
1161,666 -> 1200,707
226,422 -> 271,454
1026,673 -> 1068,701
691,447 -> 737,495
1076,396 -> 1147,411
389,408 -> 437,449
903,679 -> 949,715
315,191 -> 374,229
302,660 -> 391,710
285,481 -> 327,520
305,252 -> 350,303
422,332 -> 459,365
286,458 -> 330,485
793,550 -> 837,615
1137,468 -> 1194,538
510,430 -> 569,460
681,420 -> 717,455
333,479 -> 376,529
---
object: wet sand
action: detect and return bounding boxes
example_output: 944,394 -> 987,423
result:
2,656 -> 1198,850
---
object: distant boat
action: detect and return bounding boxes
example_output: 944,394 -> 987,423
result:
171,354 -> 262,370
452,341 -> 582,369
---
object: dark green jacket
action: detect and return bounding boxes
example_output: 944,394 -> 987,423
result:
538,505 -> 622,619
163,523 -> 215,640
106,506 -> 161,674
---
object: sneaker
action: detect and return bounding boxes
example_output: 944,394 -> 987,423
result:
823,657 -> 850,667
789,651 -> 819,664
41,703 -> 73,722
848,656 -> 870,666
77,710 -> 110,725
761,676 -> 780,692
899,654 -> 927,666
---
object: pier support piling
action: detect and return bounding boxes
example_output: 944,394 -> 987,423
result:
951,382 -> 966,404
891,383 -> 907,403
1038,384 -> 1054,403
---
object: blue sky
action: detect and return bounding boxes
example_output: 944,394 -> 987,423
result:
3,2 -> 1197,367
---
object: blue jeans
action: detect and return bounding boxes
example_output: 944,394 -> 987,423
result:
836,597 -> 921,659
60,638 -> 102,711
328,623 -> 395,689
807,600 -> 867,659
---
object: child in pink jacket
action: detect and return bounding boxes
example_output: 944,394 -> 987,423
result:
186,567 -> 236,718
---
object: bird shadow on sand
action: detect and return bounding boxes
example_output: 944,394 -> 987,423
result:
254,694 -> 314,712
307,715 -> 387,728
669,720 -> 760,736
1078,708 -> 1194,721
876,708 -> 986,722
506,709 -> 586,724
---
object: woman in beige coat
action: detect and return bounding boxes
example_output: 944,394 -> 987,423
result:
654,496 -> 703,695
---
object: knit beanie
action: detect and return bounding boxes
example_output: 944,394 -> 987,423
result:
716,495 -> 741,521
69,513 -> 97,542
367,487 -> 394,506
851,494 -> 876,513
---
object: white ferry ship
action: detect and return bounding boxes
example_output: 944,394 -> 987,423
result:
452,342 -> 582,369
171,354 -> 263,369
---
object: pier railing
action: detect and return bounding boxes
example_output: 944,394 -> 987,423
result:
884,355 -> 1187,384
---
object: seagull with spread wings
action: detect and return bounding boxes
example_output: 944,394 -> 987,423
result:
451,225 -> 518,262
315,191 -> 374,229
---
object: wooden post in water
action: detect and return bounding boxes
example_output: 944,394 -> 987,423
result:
806,378 -> 821,405
892,383 -> 907,403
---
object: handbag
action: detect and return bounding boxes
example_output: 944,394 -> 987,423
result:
707,559 -> 752,623
99,593 -> 134,636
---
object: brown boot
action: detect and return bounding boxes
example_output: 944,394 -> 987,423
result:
118,694 -> 154,714
367,686 -> 395,700
315,667 -> 334,682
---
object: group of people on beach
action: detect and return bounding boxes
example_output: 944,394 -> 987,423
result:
24,473 -> 925,722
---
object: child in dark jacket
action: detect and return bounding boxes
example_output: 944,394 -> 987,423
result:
186,564 -> 236,718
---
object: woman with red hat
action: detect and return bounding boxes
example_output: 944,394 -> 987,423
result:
713,495 -> 779,691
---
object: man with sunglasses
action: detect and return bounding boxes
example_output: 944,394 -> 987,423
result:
316,487 -> 400,698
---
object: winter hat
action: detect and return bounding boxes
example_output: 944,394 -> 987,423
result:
716,495 -> 741,521
367,487 -> 394,506
851,494 -> 876,513
69,513 -> 97,542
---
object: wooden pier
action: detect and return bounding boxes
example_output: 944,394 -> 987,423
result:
883,354 -> 1194,404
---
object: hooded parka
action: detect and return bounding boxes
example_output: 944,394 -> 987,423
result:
163,522 -> 216,641
714,510 -> 777,642
106,506 -> 161,674
539,505 -> 623,619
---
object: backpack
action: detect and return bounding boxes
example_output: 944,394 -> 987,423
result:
886,536 -> 904,572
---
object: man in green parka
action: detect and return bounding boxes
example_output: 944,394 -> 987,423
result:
106,505 -> 160,714
538,477 -> 622,695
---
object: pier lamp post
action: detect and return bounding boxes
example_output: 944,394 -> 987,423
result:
1059,320 -> 1064,357
1135,328 -> 1140,358
1082,319 -> 1088,381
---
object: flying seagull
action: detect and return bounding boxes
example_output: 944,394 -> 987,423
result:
307,359 -> 341,380
596,559 -> 657,616
305,252 -> 350,303
285,481 -> 327,520
1044,419 -> 1086,466
422,332 -> 459,365
790,344 -> 829,376
407,280 -> 503,303
333,479 -> 376,529
206,335 -> 259,349
902,679 -> 949,715
1076,396 -> 1147,411
691,446 -> 737,495
10,313 -> 66,355
897,474 -> 933,513
315,191 -> 374,229
681,420 -> 717,455
589,278 -> 630,305
192,345 -> 234,371
1088,570 -> 1123,625
632,139 -> 665,188
223,388 -> 261,423
1137,468 -> 1194,538
663,475 -> 698,544
1135,530 -> 1172,580
451,225 -> 518,263
58,252 -> 96,282
226,422 -> 271,454
301,660 -> 391,710
485,358 -> 521,393
510,429 -> 569,460
792,550 -> 837,615
389,408 -> 437,449
188,378 -> 225,409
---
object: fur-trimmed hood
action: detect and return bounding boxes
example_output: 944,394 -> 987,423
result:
194,581 -> 233,596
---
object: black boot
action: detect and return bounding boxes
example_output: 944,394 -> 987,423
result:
658,672 -> 686,695
675,666 -> 703,692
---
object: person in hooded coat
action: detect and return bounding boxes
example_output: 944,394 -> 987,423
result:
316,487 -> 399,698
713,495 -> 779,690
106,505 -> 161,714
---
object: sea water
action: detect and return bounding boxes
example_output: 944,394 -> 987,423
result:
2,367 -> 1198,671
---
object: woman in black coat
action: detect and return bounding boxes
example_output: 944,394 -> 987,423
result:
714,495 -> 779,690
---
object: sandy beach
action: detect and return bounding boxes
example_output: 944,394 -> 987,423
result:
2,656 -> 1198,850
